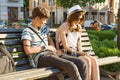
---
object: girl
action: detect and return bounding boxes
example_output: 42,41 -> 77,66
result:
56,5 -> 100,80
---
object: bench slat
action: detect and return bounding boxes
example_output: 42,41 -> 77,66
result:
12,52 -> 27,58
16,65 -> 31,71
98,56 -> 120,66
7,47 -> 23,53
0,68 -> 60,80
15,59 -> 28,66
81,42 -> 91,46
0,34 -> 21,39
81,37 -> 90,41
0,29 -> 23,33
0,40 -> 21,46
82,46 -> 93,50
81,32 -> 88,36
81,28 -> 86,32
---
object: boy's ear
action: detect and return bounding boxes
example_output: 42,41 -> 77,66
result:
35,16 -> 40,20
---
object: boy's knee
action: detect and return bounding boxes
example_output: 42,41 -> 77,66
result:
82,60 -> 88,69
65,61 -> 75,66
77,59 -> 88,71
64,61 -> 78,70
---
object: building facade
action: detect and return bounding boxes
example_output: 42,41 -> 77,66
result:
0,0 -> 23,22
83,0 -> 119,24
29,0 -> 65,27
29,0 -> 119,26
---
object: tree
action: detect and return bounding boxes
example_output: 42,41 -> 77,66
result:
117,1 -> 120,50
23,0 -> 29,19
56,0 -> 105,8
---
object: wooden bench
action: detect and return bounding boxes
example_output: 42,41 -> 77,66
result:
50,28 -> 120,80
0,29 -> 63,80
80,29 -> 120,66
0,28 -> 120,80
50,28 -> 120,65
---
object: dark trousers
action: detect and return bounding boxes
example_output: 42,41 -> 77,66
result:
38,54 -> 88,80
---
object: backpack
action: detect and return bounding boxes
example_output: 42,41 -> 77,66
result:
0,42 -> 16,74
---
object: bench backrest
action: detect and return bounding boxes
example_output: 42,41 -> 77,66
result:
0,28 -> 95,71
50,28 -> 95,55
81,29 -> 95,55
0,29 -> 30,71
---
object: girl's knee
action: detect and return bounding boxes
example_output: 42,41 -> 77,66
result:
84,56 -> 91,64
90,56 -> 97,63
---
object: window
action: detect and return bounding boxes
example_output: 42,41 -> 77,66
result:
48,0 -> 55,6
42,0 -> 45,2
48,0 -> 51,6
34,1 -> 36,7
115,2 -> 118,8
8,0 -> 18,2
8,7 -> 18,22
38,0 -> 39,5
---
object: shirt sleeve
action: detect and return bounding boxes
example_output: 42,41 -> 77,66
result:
21,29 -> 32,41
41,25 -> 50,35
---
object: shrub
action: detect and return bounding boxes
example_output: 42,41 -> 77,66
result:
101,62 -> 120,72
87,30 -> 120,71
91,39 -> 120,57
87,30 -> 116,41
101,39 -> 117,48
88,34 -> 99,40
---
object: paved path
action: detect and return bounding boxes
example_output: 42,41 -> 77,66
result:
101,76 -> 113,80
39,75 -> 114,80
65,76 -> 113,80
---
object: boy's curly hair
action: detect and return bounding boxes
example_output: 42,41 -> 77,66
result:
32,7 -> 50,19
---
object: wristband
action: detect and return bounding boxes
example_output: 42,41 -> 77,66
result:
42,46 -> 46,51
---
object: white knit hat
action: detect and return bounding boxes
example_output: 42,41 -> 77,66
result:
67,5 -> 86,18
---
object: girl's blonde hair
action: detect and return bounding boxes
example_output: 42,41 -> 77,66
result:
67,11 -> 85,32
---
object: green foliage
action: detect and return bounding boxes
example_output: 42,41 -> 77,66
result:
89,34 -> 99,40
101,63 -> 120,72
56,0 -> 105,8
24,0 -> 28,7
98,39 -> 117,48
91,39 -> 120,57
87,30 -> 120,57
88,30 -> 120,71
87,30 -> 116,41
113,30 -> 118,34
4,20 -> 8,27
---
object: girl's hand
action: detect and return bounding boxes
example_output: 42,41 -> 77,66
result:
77,51 -> 89,56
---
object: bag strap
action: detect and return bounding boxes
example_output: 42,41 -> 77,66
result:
28,27 -> 47,45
